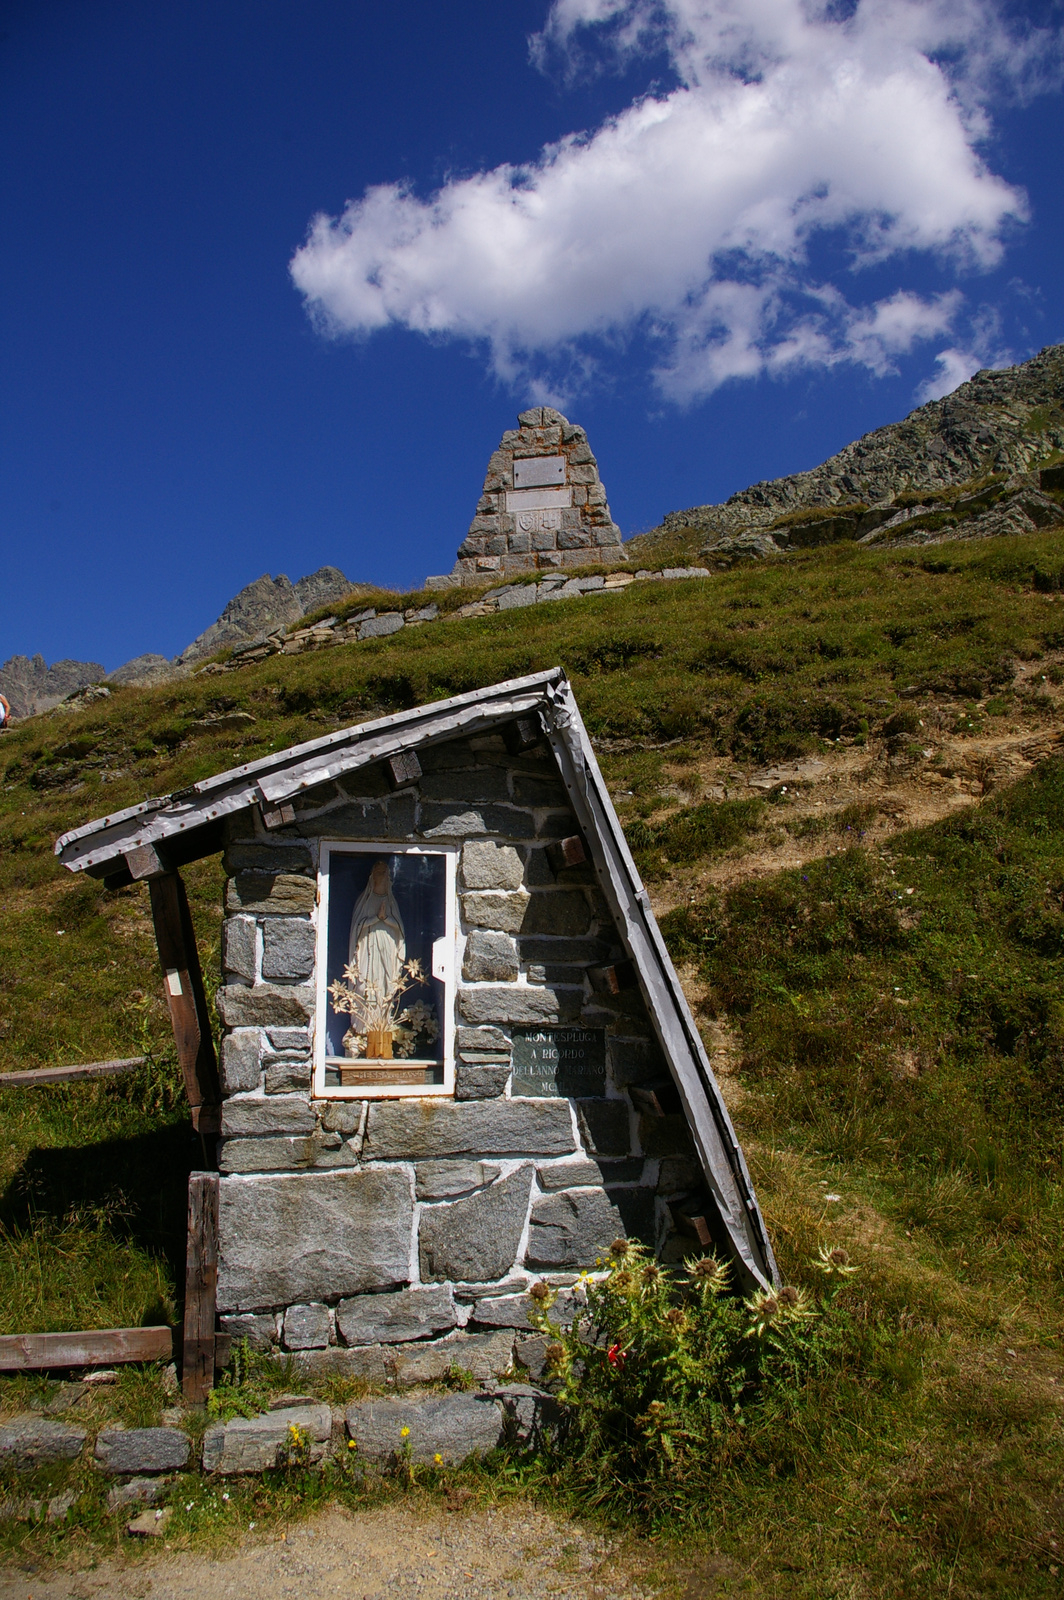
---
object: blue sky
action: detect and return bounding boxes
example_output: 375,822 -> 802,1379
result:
2,0 -> 1063,671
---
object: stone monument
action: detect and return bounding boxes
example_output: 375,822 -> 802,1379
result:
428,407 -> 625,587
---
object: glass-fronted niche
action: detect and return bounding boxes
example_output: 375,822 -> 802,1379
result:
313,843 -> 456,1099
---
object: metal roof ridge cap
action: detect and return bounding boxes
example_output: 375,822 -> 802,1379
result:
168,667 -> 566,798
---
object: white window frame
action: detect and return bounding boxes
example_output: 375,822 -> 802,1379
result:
313,840 -> 457,1100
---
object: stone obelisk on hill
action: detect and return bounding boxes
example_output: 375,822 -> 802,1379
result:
428,406 -> 624,587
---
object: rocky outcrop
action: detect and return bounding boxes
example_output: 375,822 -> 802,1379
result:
176,566 -> 354,666
643,342 -> 1064,555
0,654 -> 104,719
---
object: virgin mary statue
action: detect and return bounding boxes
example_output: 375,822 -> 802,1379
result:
348,859 -> 406,1002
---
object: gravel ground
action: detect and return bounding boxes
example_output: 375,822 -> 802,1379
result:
0,1504 -> 663,1600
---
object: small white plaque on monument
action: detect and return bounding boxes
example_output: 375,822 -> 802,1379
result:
505,486 -> 572,513
513,455 -> 566,489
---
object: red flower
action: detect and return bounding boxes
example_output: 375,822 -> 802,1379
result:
607,1343 -> 626,1367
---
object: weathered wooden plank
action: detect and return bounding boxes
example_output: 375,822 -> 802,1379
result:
182,1171 -> 219,1405
148,872 -> 221,1134
0,1326 -> 172,1372
0,1057 -> 143,1090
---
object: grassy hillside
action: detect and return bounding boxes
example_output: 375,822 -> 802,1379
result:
2,528 -> 1063,1594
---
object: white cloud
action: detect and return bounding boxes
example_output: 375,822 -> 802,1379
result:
291,0 -> 1054,400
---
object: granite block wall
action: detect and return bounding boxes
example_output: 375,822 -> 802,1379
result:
214,724 -> 706,1381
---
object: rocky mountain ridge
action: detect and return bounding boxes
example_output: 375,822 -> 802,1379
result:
0,566 -> 355,719
636,342 -> 1064,561
4,342 -> 1063,720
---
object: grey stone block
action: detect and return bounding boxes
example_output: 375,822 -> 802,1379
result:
420,1166 -> 533,1283
0,1416 -> 87,1471
216,984 -> 315,1029
474,1287 -> 579,1330
221,1095 -> 315,1137
512,774 -> 569,808
497,584 -> 539,610
220,1313 -> 277,1352
261,917 -> 316,981
639,1113 -> 695,1158
457,1026 -> 511,1052
526,1189 -> 624,1269
319,1100 -> 364,1136
283,1303 -> 332,1350
609,1036 -> 666,1087
657,1156 -> 703,1193
220,1134 -> 354,1173
455,1063 -> 510,1100
420,768 -> 510,804
517,937 -> 609,965
358,612 -> 404,639
388,1329 -> 515,1386
609,1187 -> 658,1247
460,891 -> 529,933
597,1158 -> 646,1184
345,1394 -> 502,1463
287,1346 -> 387,1383
462,929 -> 519,983
220,1029 -> 262,1095
415,1160 -> 495,1199
224,843 -> 314,876
202,1404 -> 332,1474
106,1476 -> 168,1513
217,1168 -> 414,1312
460,840 -> 525,891
226,873 -> 316,916
458,985 -> 582,1026
222,916 -> 257,983
94,1428 -> 190,1476
303,794 -> 416,840
537,1159 -> 604,1190
267,1027 -> 311,1052
520,892 -> 591,936
264,1059 -> 311,1095
575,1099 -> 631,1157
421,804 -> 535,841
365,1099 -> 576,1160
514,1335 -> 549,1380
336,1286 -> 456,1346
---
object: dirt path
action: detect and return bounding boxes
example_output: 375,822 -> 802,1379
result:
0,1505 -> 664,1600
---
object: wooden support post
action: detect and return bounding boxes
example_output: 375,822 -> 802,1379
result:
546,834 -> 588,874
183,1172 -> 219,1405
148,871 -> 221,1135
386,749 -> 422,788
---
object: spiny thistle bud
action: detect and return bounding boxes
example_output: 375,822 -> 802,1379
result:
642,1263 -> 661,1286
528,1280 -> 551,1302
690,1257 -> 718,1278
779,1285 -> 800,1306
609,1238 -> 629,1257
545,1341 -> 565,1363
665,1307 -> 686,1326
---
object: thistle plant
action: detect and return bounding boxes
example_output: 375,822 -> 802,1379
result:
526,1239 -> 855,1520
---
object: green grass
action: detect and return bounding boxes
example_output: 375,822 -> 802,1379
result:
1,527 -> 1063,1593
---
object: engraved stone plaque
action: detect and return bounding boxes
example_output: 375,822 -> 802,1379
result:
513,455 -> 566,489
505,487 -> 572,513
511,1026 -> 607,1098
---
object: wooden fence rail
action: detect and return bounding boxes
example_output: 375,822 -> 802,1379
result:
0,1057 -> 144,1089
0,1326 -> 172,1372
